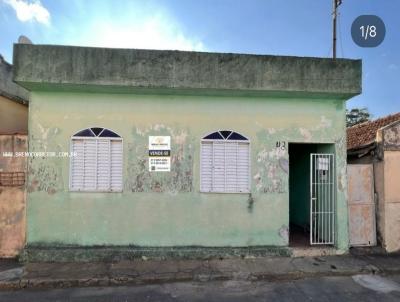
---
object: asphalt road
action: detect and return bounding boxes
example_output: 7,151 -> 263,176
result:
1,274 -> 400,302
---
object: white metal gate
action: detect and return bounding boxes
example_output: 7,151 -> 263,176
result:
310,154 -> 335,245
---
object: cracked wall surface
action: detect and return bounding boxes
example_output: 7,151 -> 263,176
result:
27,92 -> 348,250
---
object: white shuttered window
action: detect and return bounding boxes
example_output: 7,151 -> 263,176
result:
200,131 -> 250,193
70,127 -> 123,192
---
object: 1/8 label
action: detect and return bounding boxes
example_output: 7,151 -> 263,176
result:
351,15 -> 385,48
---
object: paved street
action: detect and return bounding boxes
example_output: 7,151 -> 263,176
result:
1,274 -> 400,302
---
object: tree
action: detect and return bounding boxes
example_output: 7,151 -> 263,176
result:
346,107 -> 371,127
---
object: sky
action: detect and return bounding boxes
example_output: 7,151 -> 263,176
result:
0,0 -> 399,118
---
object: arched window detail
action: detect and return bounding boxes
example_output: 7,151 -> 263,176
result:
72,127 -> 121,138
200,130 -> 250,193
70,127 -> 123,192
202,130 -> 248,141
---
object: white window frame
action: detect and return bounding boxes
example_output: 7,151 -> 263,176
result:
200,130 -> 251,194
69,127 -> 123,193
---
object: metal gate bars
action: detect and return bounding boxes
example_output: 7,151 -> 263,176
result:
310,153 -> 335,245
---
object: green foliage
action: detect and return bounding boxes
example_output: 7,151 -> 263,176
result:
346,107 -> 371,127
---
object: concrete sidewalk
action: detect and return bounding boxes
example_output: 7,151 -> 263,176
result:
1,254 -> 400,290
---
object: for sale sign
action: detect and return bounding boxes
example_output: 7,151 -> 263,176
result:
148,136 -> 171,172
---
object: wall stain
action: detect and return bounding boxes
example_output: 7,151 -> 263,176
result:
247,194 -> 255,213
335,136 -> 347,193
278,225 -> 289,243
126,125 -> 194,193
27,127 -> 63,194
384,122 -> 400,149
253,118 -> 344,195
254,145 -> 287,194
1,209 -> 24,225
279,158 -> 289,174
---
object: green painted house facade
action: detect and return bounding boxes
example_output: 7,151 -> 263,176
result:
13,44 -> 361,260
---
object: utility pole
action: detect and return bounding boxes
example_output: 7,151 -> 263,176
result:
332,0 -> 342,59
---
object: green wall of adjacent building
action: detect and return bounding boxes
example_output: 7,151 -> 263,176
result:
26,91 -> 349,251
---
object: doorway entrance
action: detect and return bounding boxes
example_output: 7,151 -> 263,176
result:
288,143 -> 335,247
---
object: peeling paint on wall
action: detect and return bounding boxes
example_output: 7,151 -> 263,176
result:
278,225 -> 289,243
26,126 -> 64,194
298,116 -> 334,141
279,158 -> 289,174
254,137 -> 288,194
126,125 -> 194,193
335,136 -> 347,193
27,161 -> 60,195
25,92 -> 350,250
384,122 -> 400,150
299,128 -> 312,141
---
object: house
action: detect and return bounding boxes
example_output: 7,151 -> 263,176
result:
0,54 -> 28,134
0,54 -> 29,257
12,44 -> 361,261
347,113 -> 400,252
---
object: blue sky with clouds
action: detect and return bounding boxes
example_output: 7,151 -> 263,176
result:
1,0 -> 399,118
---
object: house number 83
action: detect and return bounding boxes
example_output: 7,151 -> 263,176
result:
276,141 -> 286,150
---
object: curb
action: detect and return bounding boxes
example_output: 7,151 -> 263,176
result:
0,264 -> 394,290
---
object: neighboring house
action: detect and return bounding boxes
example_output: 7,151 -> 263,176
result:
0,54 -> 29,257
347,113 -> 400,252
0,55 -> 28,134
13,44 -> 361,261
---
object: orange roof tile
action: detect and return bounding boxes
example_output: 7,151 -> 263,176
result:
347,112 -> 400,150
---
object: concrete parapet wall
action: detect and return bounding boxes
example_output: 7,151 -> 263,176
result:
13,44 -> 361,98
